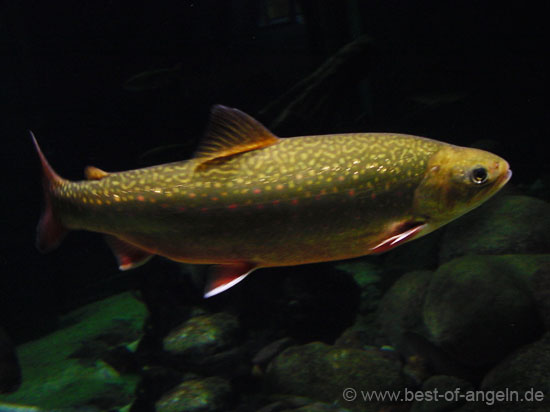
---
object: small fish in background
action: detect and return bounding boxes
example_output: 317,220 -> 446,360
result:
123,63 -> 183,92
32,105 -> 511,298
0,326 -> 21,394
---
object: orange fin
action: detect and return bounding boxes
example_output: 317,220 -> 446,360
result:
85,165 -> 110,180
31,131 -> 68,252
194,105 -> 279,169
204,262 -> 257,298
370,222 -> 427,254
105,236 -> 154,270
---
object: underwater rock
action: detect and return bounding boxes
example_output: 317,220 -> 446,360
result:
423,255 -> 548,368
257,395 -> 312,412
162,312 -> 246,376
410,375 -> 473,412
252,337 -> 296,374
258,395 -> 353,412
292,402 -> 354,411
334,313 -> 379,350
0,292 -> 146,409
439,195 -> 550,264
399,331 -> 478,384
163,312 -> 240,360
265,342 -> 406,412
0,326 -> 21,394
376,270 -> 433,349
132,365 -> 186,409
480,332 -> 550,406
155,376 -> 232,412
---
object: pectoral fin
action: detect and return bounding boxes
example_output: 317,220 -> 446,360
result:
204,262 -> 257,298
370,222 -> 427,254
105,236 -> 154,270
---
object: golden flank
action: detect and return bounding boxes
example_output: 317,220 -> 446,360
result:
33,105 -> 511,297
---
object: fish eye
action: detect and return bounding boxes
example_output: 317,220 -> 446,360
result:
470,166 -> 489,185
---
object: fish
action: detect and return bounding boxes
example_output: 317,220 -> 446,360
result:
0,326 -> 21,394
32,105 -> 511,297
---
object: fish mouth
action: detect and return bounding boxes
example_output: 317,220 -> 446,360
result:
495,159 -> 512,188
499,168 -> 512,187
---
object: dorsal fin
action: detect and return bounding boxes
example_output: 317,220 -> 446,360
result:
84,166 -> 110,180
194,105 -> 279,168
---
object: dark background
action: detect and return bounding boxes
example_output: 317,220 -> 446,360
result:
1,0 -> 548,342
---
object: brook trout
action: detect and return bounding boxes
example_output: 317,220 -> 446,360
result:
34,105 -> 511,297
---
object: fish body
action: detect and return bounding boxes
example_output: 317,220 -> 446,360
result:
34,106 -> 511,296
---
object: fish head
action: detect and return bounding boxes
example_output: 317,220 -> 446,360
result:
413,144 -> 511,230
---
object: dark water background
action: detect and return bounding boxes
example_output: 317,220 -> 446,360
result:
1,1 -> 548,343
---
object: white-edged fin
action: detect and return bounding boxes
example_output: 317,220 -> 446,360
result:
105,235 -> 154,270
369,223 -> 427,254
204,262 -> 257,298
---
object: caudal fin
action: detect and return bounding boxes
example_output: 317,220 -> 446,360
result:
31,132 -> 68,252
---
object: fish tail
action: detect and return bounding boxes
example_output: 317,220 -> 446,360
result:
31,132 -> 68,252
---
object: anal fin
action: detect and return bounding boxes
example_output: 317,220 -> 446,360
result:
204,262 -> 257,298
105,235 -> 154,270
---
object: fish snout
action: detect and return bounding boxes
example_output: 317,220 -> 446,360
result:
486,157 -> 510,183
494,159 -> 512,186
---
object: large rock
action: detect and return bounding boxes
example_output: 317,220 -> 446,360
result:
0,292 -> 147,409
258,395 -> 353,412
376,270 -> 433,349
334,313 -> 380,350
163,312 -> 240,359
410,375 -> 473,412
156,376 -> 232,412
163,312 -> 244,376
439,195 -> 550,264
481,333 -> 550,399
265,342 -> 406,412
423,255 -> 548,367
452,334 -> 550,411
